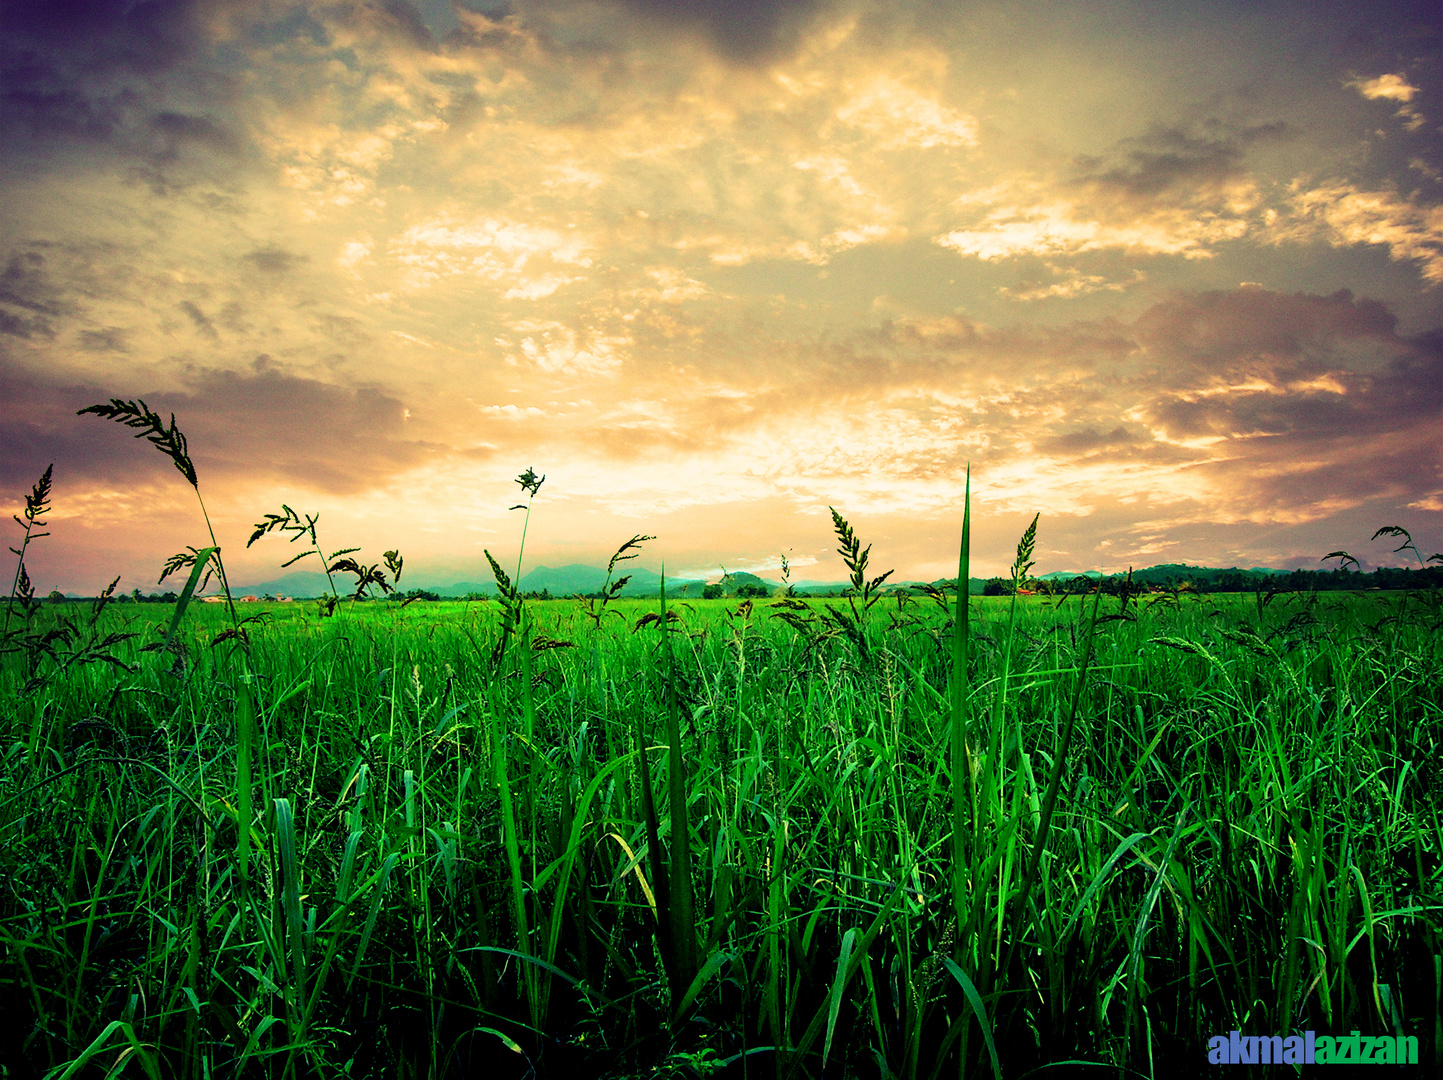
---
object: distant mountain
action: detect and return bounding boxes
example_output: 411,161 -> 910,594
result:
787,577 -> 991,596
215,563 -> 712,599
511,564 -> 707,597
1038,564 -> 1290,582
717,570 -> 775,594
215,571 -> 332,598
208,561 -> 1306,601
516,564 -> 608,594
216,571 -> 492,599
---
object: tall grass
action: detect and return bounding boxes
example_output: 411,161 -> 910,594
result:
2,431 -> 1441,1078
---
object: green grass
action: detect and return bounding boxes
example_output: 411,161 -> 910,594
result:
2,577 -> 1440,1077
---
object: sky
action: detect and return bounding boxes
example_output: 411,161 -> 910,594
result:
3,0 -> 1442,593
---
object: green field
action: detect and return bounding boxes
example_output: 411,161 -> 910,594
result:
3,570 -> 1441,1077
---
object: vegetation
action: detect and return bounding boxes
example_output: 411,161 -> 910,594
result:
1,411 -> 1440,1079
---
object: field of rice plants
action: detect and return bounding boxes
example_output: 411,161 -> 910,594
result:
3,420 -> 1441,1077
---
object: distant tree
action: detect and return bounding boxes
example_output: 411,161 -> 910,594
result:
47,589 -> 65,604
737,583 -> 768,599
703,583 -> 724,600
983,577 -> 1012,596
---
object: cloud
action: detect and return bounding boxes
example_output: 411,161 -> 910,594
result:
525,0 -> 835,65
0,0 -> 243,181
935,124 -> 1283,266
998,263 -> 1144,301
0,360 -> 442,497
1348,72 -> 1426,130
1286,182 -> 1443,284
935,197 -> 1251,261
834,75 -> 977,149
1074,124 -> 1287,204
78,327 -> 128,352
1350,73 -> 1419,104
0,0 -> 214,72
602,287 -> 1443,526
177,300 -> 219,339
503,320 -> 629,376
0,248 -> 69,337
392,215 -> 593,293
632,266 -> 709,303
243,245 -> 308,274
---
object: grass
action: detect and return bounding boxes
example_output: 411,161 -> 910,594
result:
1,428 -> 1441,1077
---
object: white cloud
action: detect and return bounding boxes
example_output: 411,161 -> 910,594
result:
999,264 -> 1145,301
505,274 -> 580,300
835,76 -> 978,149
1347,73 -> 1427,130
338,238 -> 373,270
935,197 -> 1251,260
1288,182 -> 1443,284
508,320 -> 628,377
634,267 -> 709,302
391,216 -> 593,293
1349,73 -> 1419,103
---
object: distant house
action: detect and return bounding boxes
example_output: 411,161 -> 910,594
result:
201,596 -> 226,604
241,596 -> 260,603
276,595 -> 293,602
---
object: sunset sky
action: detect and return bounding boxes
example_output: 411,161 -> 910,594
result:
3,0 -> 1442,593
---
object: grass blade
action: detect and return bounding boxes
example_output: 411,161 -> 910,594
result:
660,566 -> 698,999
161,546 -> 217,647
942,958 -> 1002,1080
950,465 -> 972,928
822,927 -> 858,1069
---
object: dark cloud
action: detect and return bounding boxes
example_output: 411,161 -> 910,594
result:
340,0 -> 437,49
182,365 -> 443,492
1133,287 -> 1400,384
1202,422 -> 1442,520
0,310 -> 49,339
317,314 -> 371,347
518,0 -> 832,63
1038,425 -> 1138,454
79,327 -> 128,352
0,360 -> 442,497
177,300 -> 218,339
619,0 -> 826,61
0,0 -> 242,177
243,246 -> 308,274
0,249 -> 69,318
0,0 -> 214,74
685,286 -> 1443,517
147,110 -> 237,157
0,248 -> 70,338
1071,121 -> 1291,208
1127,289 -> 1443,512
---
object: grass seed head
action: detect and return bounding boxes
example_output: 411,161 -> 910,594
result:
78,398 -> 198,488
515,466 -> 545,498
